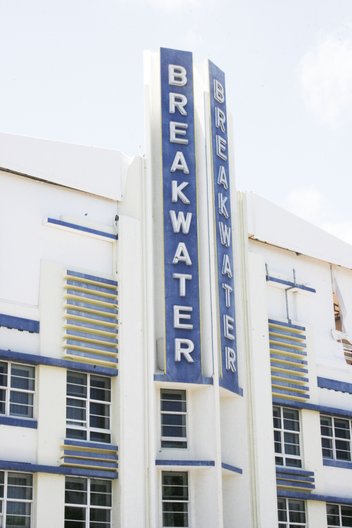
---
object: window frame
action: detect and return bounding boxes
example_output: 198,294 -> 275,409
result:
161,471 -> 189,528
0,470 -> 33,528
160,389 -> 187,449
64,476 -> 112,528
327,502 -> 352,527
277,497 -> 306,528
273,406 -> 302,468
66,371 -> 112,444
321,415 -> 352,462
0,361 -> 35,419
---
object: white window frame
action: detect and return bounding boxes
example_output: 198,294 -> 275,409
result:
327,502 -> 352,527
161,471 -> 189,528
66,371 -> 112,443
0,471 -> 33,528
277,497 -> 306,527
160,389 -> 187,449
273,406 -> 302,467
321,415 -> 352,462
0,362 -> 35,419
64,476 -> 112,528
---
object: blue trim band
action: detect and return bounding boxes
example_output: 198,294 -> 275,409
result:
273,388 -> 310,399
64,450 -> 118,461
269,319 -> 306,331
0,349 -> 117,377
270,344 -> 307,356
266,276 -> 316,293
219,380 -> 244,397
0,416 -> 37,429
64,439 -> 118,450
63,457 -> 116,469
0,459 -> 117,479
47,218 -> 117,240
277,490 -> 352,505
270,335 -> 306,347
155,460 -> 215,467
277,479 -> 315,490
67,270 -> 118,287
323,459 -> 352,470
270,354 -> 307,366
271,362 -> 308,374
276,467 -> 314,477
318,377 -> 352,395
0,314 -> 39,333
221,463 -> 243,474
272,372 -> 309,383
273,398 -> 352,419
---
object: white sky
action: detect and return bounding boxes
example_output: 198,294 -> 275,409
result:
1,0 -> 352,243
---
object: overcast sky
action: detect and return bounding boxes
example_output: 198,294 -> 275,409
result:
1,0 -> 352,243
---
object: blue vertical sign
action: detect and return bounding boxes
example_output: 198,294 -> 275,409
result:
209,61 -> 239,393
160,48 -> 202,382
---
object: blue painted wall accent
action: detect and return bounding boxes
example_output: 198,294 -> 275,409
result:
0,416 -> 37,429
209,60 -> 239,394
64,439 -> 118,450
160,47 -> 202,383
0,314 -> 39,333
47,218 -> 117,240
277,489 -> 352,505
155,459 -> 215,467
0,459 -> 117,479
221,463 -> 243,474
67,270 -> 118,286
273,397 -> 352,419
318,377 -> 352,395
276,467 -> 314,477
0,349 -> 117,377
323,459 -> 352,470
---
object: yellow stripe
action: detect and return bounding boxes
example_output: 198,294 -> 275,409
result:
65,275 -> 117,291
65,284 -> 117,300
64,303 -> 118,320
65,314 -> 118,329
64,294 -> 118,310
61,445 -> 117,454
64,353 -> 117,367
64,324 -> 117,339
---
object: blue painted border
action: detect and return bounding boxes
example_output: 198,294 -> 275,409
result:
64,439 -> 118,450
0,349 -> 117,377
221,463 -> 243,474
266,276 -> 316,293
153,374 -> 213,385
155,459 -> 215,467
0,314 -> 39,333
269,319 -> 306,331
323,459 -> 352,470
276,467 -> 314,478
0,416 -> 37,429
277,489 -> 352,505
47,218 -> 117,240
273,397 -> 352,419
67,270 -> 118,287
0,459 -> 117,479
318,377 -> 352,395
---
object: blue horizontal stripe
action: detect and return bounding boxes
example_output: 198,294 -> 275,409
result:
66,339 -> 117,354
67,280 -> 117,296
66,319 -> 117,334
318,377 -> 352,395
271,362 -> 308,374
323,459 -> 352,470
0,314 -> 39,333
66,329 -> 117,345
276,467 -> 315,477
0,459 -> 117,479
66,300 -> 118,315
270,335 -> 306,348
277,489 -> 352,505
64,439 -> 118,450
272,371 -> 309,383
67,270 -> 117,286
47,218 -> 117,240
65,349 -> 118,364
153,373 -> 214,386
269,319 -> 306,331
64,450 -> 118,461
0,349 -> 117,376
66,289 -> 117,305
66,309 -> 117,325
155,459 -> 215,467
270,344 -> 307,356
63,457 -> 117,469
269,327 -> 306,340
0,416 -> 37,429
221,463 -> 243,474
266,276 -> 316,293
271,354 -> 307,366
273,388 -> 310,399
277,479 -> 315,489
272,380 -> 309,391
273,398 -> 352,418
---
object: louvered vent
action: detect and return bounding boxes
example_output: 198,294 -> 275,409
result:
269,319 -> 309,401
64,270 -> 118,368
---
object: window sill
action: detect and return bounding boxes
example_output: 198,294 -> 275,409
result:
0,416 -> 37,428
323,458 -> 352,470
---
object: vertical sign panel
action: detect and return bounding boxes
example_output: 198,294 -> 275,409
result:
160,48 -> 202,382
209,61 -> 239,393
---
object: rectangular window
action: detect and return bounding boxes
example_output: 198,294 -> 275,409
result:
273,406 -> 301,467
162,472 -> 189,528
0,362 -> 35,418
64,477 -> 112,528
0,471 -> 33,528
321,415 -> 351,461
327,503 -> 352,527
277,498 -> 306,528
66,371 -> 111,443
161,389 -> 187,449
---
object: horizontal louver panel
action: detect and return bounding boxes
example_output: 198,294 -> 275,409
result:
64,271 -> 118,369
269,319 -> 309,402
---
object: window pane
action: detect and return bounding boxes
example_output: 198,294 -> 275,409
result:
67,373 -> 87,397
10,393 -> 33,418
65,478 -> 87,505
11,366 -> 34,391
0,363 -> 8,387
90,480 -> 111,507
90,509 -> 111,522
65,506 -> 85,521
7,474 -> 32,500
0,389 -> 6,414
335,419 -> 350,439
90,377 -> 110,402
